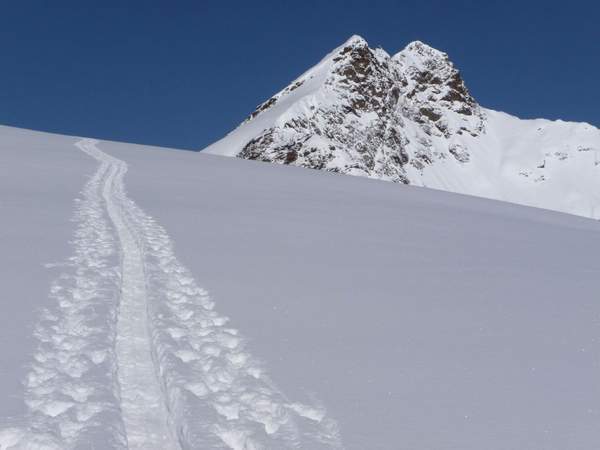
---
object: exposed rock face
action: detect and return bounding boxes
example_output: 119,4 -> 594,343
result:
226,36 -> 484,183
393,41 -> 483,133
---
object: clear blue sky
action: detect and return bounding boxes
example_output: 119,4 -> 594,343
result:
1,0 -> 598,150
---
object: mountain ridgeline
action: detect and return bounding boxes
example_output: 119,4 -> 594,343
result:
204,35 -> 600,219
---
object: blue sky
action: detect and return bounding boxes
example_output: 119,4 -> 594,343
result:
0,0 -> 598,150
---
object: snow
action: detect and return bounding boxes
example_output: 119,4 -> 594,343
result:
0,126 -> 96,429
2,124 -> 599,448
406,108 -> 600,218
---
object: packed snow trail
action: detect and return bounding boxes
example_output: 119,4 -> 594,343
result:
77,139 -> 343,449
81,140 -> 179,449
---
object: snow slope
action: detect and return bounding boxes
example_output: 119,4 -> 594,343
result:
1,125 -> 600,449
203,36 -> 600,220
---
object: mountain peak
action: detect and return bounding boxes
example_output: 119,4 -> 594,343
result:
393,40 -> 479,118
205,35 -> 485,179
338,34 -> 369,49
398,40 -> 447,60
393,40 -> 452,75
325,35 -> 370,63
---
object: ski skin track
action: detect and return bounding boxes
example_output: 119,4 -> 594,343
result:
0,138 -> 343,449
80,139 -> 179,449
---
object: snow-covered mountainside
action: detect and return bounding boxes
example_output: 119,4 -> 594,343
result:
203,35 -> 600,219
1,125 -> 600,449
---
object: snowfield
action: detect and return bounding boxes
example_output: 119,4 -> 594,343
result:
1,125 -> 600,449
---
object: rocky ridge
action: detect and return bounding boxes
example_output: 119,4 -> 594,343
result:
232,36 -> 485,182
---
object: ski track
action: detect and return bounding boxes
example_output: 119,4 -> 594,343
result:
0,139 -> 343,449
95,142 -> 178,449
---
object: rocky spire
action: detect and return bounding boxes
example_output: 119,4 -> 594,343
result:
394,40 -> 478,116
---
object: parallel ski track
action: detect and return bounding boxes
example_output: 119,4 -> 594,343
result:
79,140 -> 179,449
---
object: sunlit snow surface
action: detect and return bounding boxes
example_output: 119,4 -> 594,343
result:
1,125 -> 600,449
